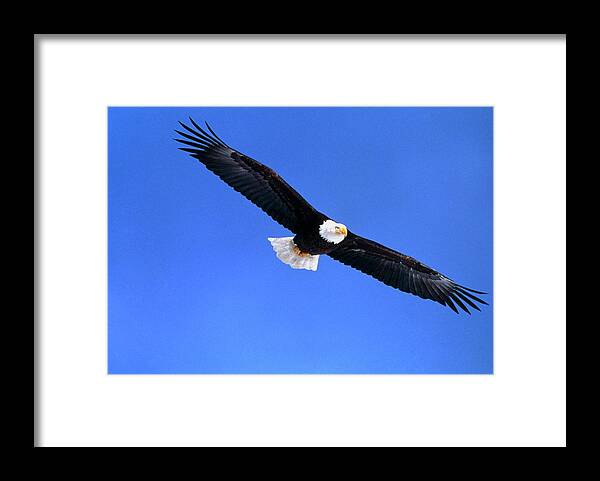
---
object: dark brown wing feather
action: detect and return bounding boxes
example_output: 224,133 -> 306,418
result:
328,233 -> 487,314
175,118 -> 320,233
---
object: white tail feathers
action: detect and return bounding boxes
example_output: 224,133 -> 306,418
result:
267,237 -> 319,271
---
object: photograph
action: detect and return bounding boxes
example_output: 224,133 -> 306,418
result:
108,107 -> 493,374
36,35 -> 565,447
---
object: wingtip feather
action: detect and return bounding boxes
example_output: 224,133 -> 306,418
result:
445,297 -> 459,314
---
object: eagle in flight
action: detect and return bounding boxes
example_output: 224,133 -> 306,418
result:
175,118 -> 487,314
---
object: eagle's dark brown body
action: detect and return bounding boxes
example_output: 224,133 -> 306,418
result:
294,222 -> 334,256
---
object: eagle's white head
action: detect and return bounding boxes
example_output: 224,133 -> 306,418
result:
319,219 -> 348,244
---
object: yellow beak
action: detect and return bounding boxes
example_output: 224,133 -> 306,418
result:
339,225 -> 348,236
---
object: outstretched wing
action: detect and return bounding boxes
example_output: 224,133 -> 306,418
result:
328,233 -> 487,314
175,118 -> 321,233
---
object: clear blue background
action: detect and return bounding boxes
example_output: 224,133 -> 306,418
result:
109,107 -> 493,374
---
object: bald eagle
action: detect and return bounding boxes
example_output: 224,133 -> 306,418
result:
175,118 -> 487,314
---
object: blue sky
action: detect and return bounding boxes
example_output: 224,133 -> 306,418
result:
108,107 -> 493,374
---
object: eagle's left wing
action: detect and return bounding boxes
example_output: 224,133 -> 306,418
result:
175,118 -> 322,233
328,233 -> 487,314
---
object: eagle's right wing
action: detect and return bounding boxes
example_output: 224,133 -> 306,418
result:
175,118 -> 322,233
328,232 -> 488,314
